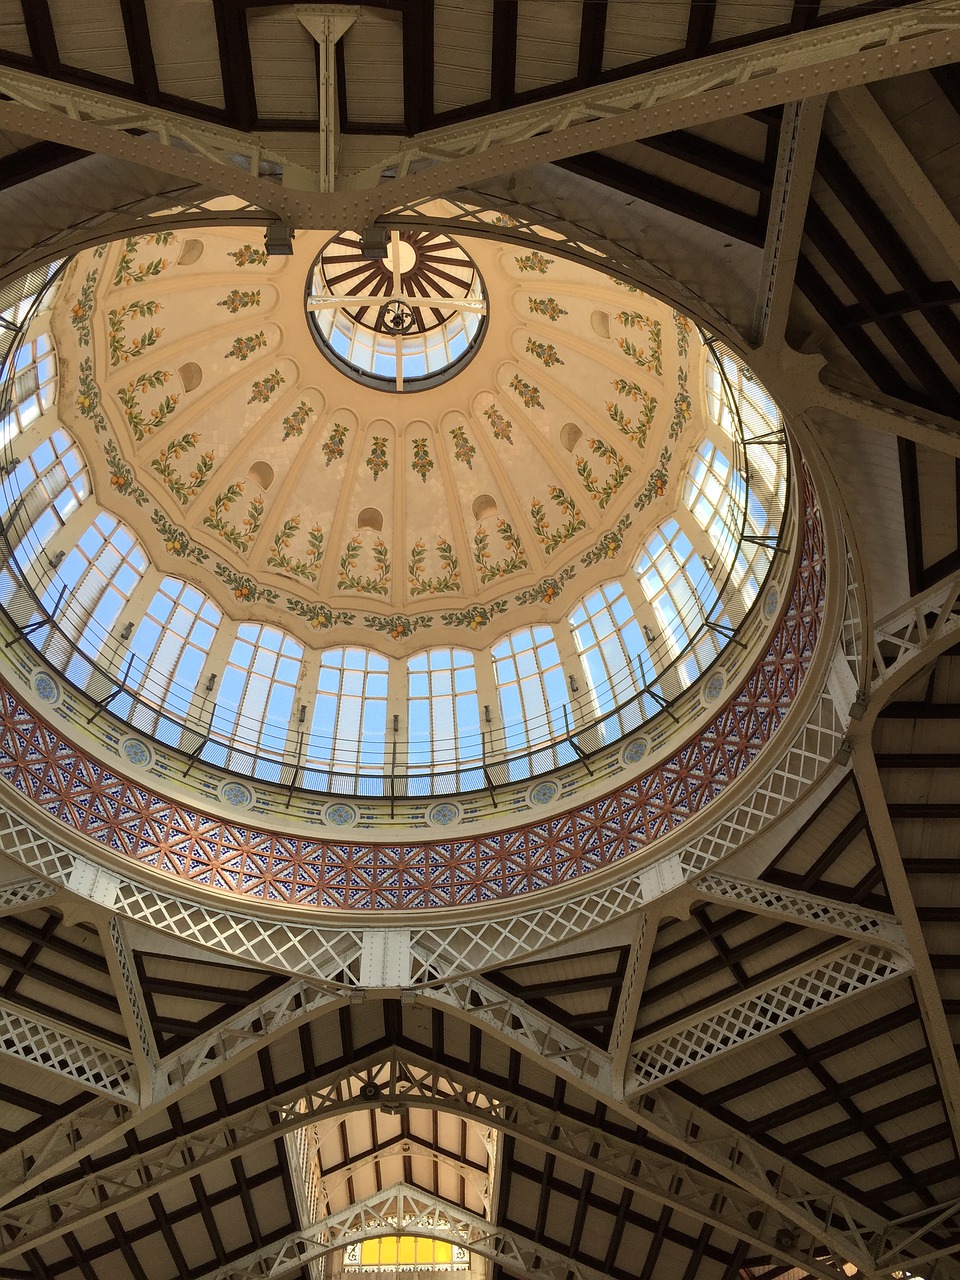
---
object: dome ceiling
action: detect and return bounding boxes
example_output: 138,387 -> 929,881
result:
54,224 -> 698,649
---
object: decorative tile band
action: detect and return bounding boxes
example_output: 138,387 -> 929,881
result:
0,479 -> 824,912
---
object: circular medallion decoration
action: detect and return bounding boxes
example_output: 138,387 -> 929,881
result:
33,672 -> 60,705
121,738 -> 153,768
704,673 -> 725,702
621,738 -> 649,765
307,229 -> 487,391
220,781 -> 253,808
428,801 -> 462,827
325,801 -> 358,828
764,586 -> 780,620
529,780 -> 559,806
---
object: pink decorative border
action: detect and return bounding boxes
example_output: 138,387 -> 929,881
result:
0,482 -> 824,911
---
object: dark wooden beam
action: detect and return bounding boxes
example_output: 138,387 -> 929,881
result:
684,0 -> 717,55
0,140 -> 88,191
19,0 -> 59,76
490,0 -> 517,111
637,129 -> 771,192
401,0 -> 433,134
119,0 -> 160,104
211,0 -> 257,131
558,151 -> 765,246
577,0 -> 607,86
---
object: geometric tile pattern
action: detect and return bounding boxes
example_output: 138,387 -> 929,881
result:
0,475 -> 824,911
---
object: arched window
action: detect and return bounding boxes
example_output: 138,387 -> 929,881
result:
209,624 -> 303,769
635,518 -> 727,688
308,647 -> 389,776
407,648 -> 481,768
0,427 -> 89,567
683,438 -> 764,612
570,582 -> 657,720
492,626 -> 571,755
705,347 -> 787,520
2,334 -> 56,445
39,512 -> 147,683
118,578 -> 221,738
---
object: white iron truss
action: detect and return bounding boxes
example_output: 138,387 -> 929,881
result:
0,1051 -> 888,1279
0,873 -> 59,916
0,997 -> 138,1101
870,568 -> 960,692
628,940 -> 913,1090
690,871 -> 907,946
197,1182 -> 609,1280
0,3 -> 956,232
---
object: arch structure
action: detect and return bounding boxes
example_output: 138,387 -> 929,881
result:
0,7 -> 957,1280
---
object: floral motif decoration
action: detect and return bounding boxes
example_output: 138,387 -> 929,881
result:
492,213 -> 519,228
366,435 -> 389,481
528,296 -> 567,322
674,309 -> 692,358
531,487 -> 587,554
339,535 -> 390,595
117,370 -> 179,441
449,424 -> 476,469
513,566 -> 576,606
202,483 -> 264,552
669,366 -> 693,441
104,439 -> 148,505
409,538 -> 461,596
441,601 -> 509,630
515,252 -> 553,274
282,401 -> 314,442
248,369 -> 284,403
363,613 -> 432,640
525,338 -> 564,368
151,433 -> 215,505
616,312 -> 663,376
609,380 -> 658,448
70,270 -> 97,345
113,233 -> 174,287
150,509 -> 208,564
107,300 -> 163,366
581,514 -> 633,567
576,437 -> 632,509
482,405 -> 513,444
286,598 -> 355,630
509,373 -> 544,410
634,446 -> 672,512
321,421 -> 349,465
267,518 -> 325,581
228,244 -> 268,267
224,332 -> 267,362
217,289 -> 261,313
411,437 -> 434,483
214,562 -> 278,603
474,519 -> 527,584
75,357 -> 107,433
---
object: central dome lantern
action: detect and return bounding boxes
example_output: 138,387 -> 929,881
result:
307,229 -> 487,391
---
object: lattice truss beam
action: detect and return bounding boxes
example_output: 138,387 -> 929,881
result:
0,3 -> 957,230
870,568 -> 960,693
0,1051 -> 897,1279
198,1182 -> 610,1280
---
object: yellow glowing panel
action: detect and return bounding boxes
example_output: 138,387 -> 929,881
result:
358,1236 -> 455,1267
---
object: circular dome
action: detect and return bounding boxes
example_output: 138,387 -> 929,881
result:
0,220 -> 793,807
307,229 -> 486,391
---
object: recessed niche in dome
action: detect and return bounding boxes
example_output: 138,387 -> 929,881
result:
306,229 -> 487,392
